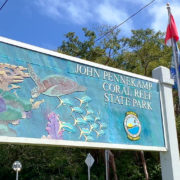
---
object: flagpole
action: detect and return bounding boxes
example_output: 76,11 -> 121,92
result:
167,3 -> 180,106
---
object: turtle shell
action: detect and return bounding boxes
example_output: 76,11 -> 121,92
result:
41,75 -> 86,96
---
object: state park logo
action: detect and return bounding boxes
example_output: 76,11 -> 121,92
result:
124,111 -> 141,141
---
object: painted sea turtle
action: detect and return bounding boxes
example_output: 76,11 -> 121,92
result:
27,64 -> 86,98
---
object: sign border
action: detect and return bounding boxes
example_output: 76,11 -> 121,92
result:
0,36 -> 167,151
0,136 -> 166,151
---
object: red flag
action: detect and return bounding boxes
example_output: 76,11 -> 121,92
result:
165,14 -> 179,46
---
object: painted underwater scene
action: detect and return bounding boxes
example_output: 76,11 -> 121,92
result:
0,41 -> 165,148
43,96 -> 107,142
0,62 -> 107,142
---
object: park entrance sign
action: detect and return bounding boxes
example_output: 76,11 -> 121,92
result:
0,37 -> 166,151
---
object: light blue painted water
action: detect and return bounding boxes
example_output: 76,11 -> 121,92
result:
128,126 -> 139,135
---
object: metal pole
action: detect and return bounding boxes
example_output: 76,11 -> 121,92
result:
172,37 -> 180,105
16,170 -> 18,180
167,4 -> 180,105
88,167 -> 90,180
105,150 -> 109,180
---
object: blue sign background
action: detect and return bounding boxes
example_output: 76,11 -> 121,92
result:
0,41 -> 165,148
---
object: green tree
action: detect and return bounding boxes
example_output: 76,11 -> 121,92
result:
58,27 -> 123,68
120,29 -> 171,76
58,28 -> 105,62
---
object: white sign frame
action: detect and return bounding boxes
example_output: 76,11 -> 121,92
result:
0,36 -> 167,152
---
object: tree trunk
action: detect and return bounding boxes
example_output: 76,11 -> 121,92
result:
140,151 -> 149,180
109,150 -> 118,180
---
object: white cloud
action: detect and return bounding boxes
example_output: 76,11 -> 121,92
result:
97,3 -> 125,25
34,0 -> 62,19
33,0 -> 134,34
65,1 -> 93,24
96,2 -> 133,34
34,0 -> 94,24
33,0 -> 180,36
123,0 -> 180,34
149,2 -> 180,34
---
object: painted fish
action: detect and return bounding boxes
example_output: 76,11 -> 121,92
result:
94,111 -> 101,121
96,130 -> 105,137
84,135 -> 94,142
32,99 -> 45,109
79,128 -> 91,137
95,116 -> 100,122
57,97 -> 74,107
81,115 -> 94,123
75,96 -> 92,106
86,108 -> 94,115
90,123 -> 99,131
100,123 -> 107,129
72,116 -> 87,125
59,121 -> 76,133
71,107 -> 83,114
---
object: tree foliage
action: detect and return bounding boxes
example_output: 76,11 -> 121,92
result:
120,29 -> 171,76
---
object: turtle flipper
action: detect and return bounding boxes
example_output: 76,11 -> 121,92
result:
31,87 -> 40,98
27,64 -> 42,87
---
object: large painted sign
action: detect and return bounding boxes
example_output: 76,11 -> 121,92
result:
0,37 -> 166,151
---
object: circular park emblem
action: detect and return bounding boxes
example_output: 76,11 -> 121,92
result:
124,112 -> 141,141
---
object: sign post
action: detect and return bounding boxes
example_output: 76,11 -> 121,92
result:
105,150 -> 109,180
152,66 -> 180,180
12,161 -> 22,180
85,153 -> 94,180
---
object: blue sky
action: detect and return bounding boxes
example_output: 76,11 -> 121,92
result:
0,0 -> 180,50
